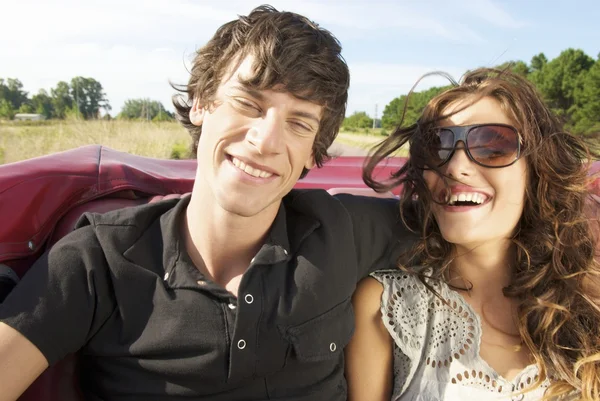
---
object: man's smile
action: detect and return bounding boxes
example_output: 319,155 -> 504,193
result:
228,155 -> 277,179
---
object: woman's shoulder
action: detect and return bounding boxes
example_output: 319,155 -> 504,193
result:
369,268 -> 442,300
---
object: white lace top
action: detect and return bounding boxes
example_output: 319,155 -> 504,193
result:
370,270 -> 553,401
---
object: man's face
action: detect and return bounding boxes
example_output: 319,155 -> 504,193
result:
190,56 -> 322,218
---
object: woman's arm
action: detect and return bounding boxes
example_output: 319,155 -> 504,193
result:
345,277 -> 394,401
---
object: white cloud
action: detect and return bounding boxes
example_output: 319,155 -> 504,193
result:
0,0 -> 523,115
2,41 -> 190,115
458,0 -> 527,29
350,63 -> 464,86
347,63 -> 467,116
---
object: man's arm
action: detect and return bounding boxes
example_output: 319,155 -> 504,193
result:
335,193 -> 416,280
0,226 -> 115,399
0,322 -> 48,401
345,277 -> 393,401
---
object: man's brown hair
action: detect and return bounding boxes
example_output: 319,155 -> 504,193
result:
173,5 -> 349,177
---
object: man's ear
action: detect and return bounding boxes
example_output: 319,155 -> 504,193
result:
189,99 -> 205,127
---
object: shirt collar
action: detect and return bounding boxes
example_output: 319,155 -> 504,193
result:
126,191 -> 321,289
159,194 -> 191,275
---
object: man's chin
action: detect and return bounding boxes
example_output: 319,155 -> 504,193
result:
217,197 -> 279,219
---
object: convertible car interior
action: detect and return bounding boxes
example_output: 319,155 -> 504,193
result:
0,145 -> 598,400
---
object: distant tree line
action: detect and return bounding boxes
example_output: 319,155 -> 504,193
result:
118,98 -> 174,122
345,48 -> 600,137
342,111 -> 374,130
0,77 -> 111,120
0,78 -> 173,122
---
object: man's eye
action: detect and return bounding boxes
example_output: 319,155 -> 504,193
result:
290,121 -> 314,134
234,98 -> 260,112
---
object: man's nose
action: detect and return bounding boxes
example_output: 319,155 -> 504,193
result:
247,112 -> 284,155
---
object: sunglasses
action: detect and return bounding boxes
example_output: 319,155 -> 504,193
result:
427,123 -> 521,168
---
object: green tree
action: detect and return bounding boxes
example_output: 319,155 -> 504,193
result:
572,58 -> 600,134
70,77 -> 111,119
530,53 -> 548,72
381,96 -> 404,129
152,111 -> 174,122
17,103 -> 34,113
118,98 -> 173,121
0,99 -> 15,119
381,85 -> 450,129
528,53 -> 548,102
31,89 -> 54,118
496,60 -> 530,77
51,81 -> 73,119
343,111 -> 373,129
0,78 -> 28,110
529,48 -> 594,122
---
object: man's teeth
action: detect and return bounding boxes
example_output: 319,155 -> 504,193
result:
448,193 -> 486,205
231,157 -> 273,178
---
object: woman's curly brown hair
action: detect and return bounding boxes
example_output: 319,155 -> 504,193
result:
364,67 -> 600,400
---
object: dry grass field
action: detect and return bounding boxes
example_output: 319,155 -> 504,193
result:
0,120 -> 398,165
336,131 -> 387,149
0,120 -> 191,165
2,120 -> 595,165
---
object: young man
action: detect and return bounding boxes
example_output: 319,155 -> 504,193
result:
0,6 -> 412,401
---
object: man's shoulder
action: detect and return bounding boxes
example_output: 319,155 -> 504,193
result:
76,196 -> 184,231
284,188 -> 391,204
284,189 -> 345,215
51,196 -> 185,257
284,188 -> 331,202
284,188 -> 399,218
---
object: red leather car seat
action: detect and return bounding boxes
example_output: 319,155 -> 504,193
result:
0,145 -> 597,401
18,194 -> 186,401
0,146 -> 405,400
0,146 -> 195,401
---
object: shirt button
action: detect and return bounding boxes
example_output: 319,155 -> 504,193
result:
197,280 -> 206,286
228,303 -> 237,310
283,249 -> 288,255
163,272 -> 169,280
237,339 -> 246,350
330,342 -> 337,352
244,294 -> 254,304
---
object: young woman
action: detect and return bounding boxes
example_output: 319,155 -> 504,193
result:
345,68 -> 600,400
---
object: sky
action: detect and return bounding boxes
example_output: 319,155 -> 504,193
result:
1,0 -> 599,118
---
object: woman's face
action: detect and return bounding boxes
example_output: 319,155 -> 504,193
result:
423,96 -> 528,250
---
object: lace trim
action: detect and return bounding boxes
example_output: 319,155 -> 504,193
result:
371,270 -> 551,398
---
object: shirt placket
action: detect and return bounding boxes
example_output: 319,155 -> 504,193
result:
227,262 -> 263,382
226,244 -> 290,382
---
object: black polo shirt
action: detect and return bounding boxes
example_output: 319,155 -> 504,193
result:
0,189 -> 411,400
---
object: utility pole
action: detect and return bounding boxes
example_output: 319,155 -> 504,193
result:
373,103 -> 378,129
141,99 -> 148,122
75,82 -> 80,120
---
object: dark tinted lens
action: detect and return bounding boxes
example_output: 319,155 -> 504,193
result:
466,125 -> 519,167
429,129 -> 455,166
